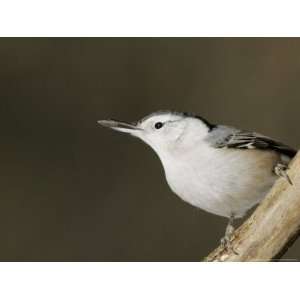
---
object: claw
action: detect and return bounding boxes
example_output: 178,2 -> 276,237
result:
220,235 -> 239,255
274,163 -> 293,185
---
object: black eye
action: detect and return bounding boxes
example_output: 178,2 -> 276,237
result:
154,122 -> 163,129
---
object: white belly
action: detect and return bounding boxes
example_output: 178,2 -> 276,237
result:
162,146 -> 280,218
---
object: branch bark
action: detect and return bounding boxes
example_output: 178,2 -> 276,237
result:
204,151 -> 300,262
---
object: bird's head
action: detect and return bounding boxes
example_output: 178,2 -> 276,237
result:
98,111 -> 215,157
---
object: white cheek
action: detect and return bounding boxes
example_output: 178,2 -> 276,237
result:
137,133 -> 164,154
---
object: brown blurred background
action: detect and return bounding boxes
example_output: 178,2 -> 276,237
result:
1,38 -> 300,261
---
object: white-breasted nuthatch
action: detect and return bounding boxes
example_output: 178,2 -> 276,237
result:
98,111 -> 296,251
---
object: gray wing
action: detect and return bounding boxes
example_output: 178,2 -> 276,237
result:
207,125 -> 297,158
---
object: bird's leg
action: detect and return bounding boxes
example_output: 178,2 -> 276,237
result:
220,214 -> 238,254
274,162 -> 293,185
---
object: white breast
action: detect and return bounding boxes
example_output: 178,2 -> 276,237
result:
160,143 -> 279,218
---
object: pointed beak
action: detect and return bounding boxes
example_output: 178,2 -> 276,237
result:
97,119 -> 142,135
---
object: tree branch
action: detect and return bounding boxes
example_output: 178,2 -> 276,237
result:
204,151 -> 300,262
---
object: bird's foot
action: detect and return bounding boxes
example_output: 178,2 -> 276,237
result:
220,236 -> 238,255
274,163 -> 293,185
220,222 -> 238,255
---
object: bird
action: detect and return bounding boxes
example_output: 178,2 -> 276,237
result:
97,111 -> 296,251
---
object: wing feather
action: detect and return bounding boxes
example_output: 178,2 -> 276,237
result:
215,130 -> 296,158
